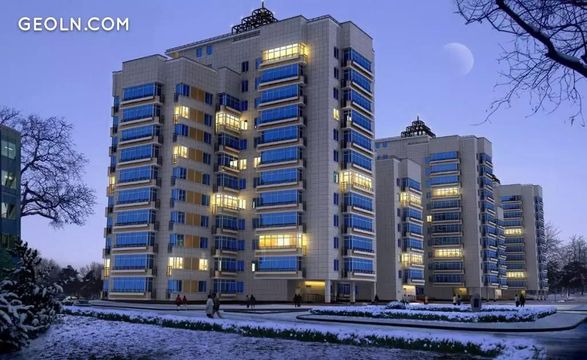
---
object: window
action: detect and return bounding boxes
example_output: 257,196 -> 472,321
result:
206,45 -> 213,55
333,192 -> 339,205
257,105 -> 301,125
334,259 -> 339,271
198,281 -> 207,292
333,108 -> 340,120
260,84 -> 300,104
196,48 -> 202,57
434,248 -> 463,258
333,214 -> 339,227
333,236 -> 339,249
0,202 -> 16,219
333,129 -> 339,141
202,174 -> 210,185
334,67 -> 339,79
122,83 -> 161,101
333,88 -> 339,100
262,43 -> 308,63
259,64 -> 301,84
333,150 -> 339,162
257,256 -> 300,272
241,80 -> 249,93
199,258 -> 209,271
333,47 -> 339,59
241,61 -> 249,73
1,170 -> 17,189
1,140 -> 16,159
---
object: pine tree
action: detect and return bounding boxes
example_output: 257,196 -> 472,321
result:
0,288 -> 31,352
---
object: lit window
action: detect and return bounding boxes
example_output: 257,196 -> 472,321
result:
212,193 -> 245,211
216,112 -> 245,132
400,192 -> 422,207
168,256 -> 184,270
333,108 -> 340,121
262,43 -> 309,63
340,170 -> 372,192
258,233 -> 303,249
401,252 -> 423,266
103,258 -> 110,277
174,105 -> 190,120
507,271 -> 526,279
431,187 -> 460,198
504,228 -> 524,236
198,258 -> 208,271
173,145 -> 189,160
254,157 -> 261,168
426,215 -> 432,223
434,248 -> 463,258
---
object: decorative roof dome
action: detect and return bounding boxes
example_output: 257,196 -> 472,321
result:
231,1 -> 278,34
400,116 -> 436,138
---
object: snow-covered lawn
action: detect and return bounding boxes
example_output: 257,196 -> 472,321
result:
59,307 -> 543,359
311,304 -> 556,323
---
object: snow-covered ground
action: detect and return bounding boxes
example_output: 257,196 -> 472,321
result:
2,315 -> 449,360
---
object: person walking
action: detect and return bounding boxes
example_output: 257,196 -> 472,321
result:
213,293 -> 223,318
250,294 -> 256,309
515,294 -> 520,307
520,293 -> 526,307
452,294 -> 457,306
205,294 -> 214,318
245,295 -> 250,309
182,295 -> 188,309
175,294 -> 182,311
457,294 -> 462,306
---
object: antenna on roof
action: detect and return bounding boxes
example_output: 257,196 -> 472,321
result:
261,0 -> 265,8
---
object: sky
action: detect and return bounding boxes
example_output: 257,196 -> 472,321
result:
0,0 -> 585,268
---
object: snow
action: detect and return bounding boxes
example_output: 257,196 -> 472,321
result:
54,307 -> 543,359
4,315 -> 445,360
311,304 -> 556,322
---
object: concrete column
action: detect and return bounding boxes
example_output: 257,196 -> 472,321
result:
350,282 -> 356,303
324,280 -> 331,303
372,282 -> 377,301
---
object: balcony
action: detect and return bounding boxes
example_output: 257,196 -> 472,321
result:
119,115 -> 164,129
111,244 -> 158,254
260,43 -> 308,67
111,266 -> 157,277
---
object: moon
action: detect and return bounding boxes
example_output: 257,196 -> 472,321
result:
443,42 -> 474,76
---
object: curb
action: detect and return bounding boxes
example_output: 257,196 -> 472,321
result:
295,314 -> 587,333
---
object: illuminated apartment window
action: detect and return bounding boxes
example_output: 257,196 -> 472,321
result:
173,145 -> 189,160
431,187 -> 460,198
198,258 -> 208,271
400,192 -> 422,207
333,108 -> 340,121
174,105 -> 190,120
434,248 -> 463,258
216,112 -> 244,132
254,157 -> 261,168
426,215 -> 432,223
401,252 -> 423,266
340,170 -> 373,192
507,271 -> 527,279
504,228 -> 524,236
103,258 -> 110,277
212,193 -> 245,211
238,159 -> 247,170
108,175 -> 116,193
258,233 -> 303,249
168,256 -> 184,270
262,43 -> 308,63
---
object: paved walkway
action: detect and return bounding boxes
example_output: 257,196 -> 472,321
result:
298,312 -> 587,332
89,300 -> 311,313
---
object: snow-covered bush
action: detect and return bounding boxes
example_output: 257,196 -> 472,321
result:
0,289 -> 30,352
312,305 -> 556,322
0,241 -> 62,352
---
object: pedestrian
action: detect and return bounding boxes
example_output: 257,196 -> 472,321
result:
182,295 -> 188,309
205,294 -> 214,318
213,293 -> 223,318
520,293 -> 526,307
292,294 -> 297,307
457,294 -> 462,306
175,294 -> 182,311
250,294 -> 256,309
246,294 -> 250,309
515,294 -> 519,307
452,294 -> 457,306
374,294 -> 380,303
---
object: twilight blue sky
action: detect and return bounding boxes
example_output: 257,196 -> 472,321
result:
0,0 -> 584,267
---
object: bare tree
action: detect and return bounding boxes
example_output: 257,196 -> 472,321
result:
563,234 -> 587,264
543,221 -> 562,264
0,106 -> 96,227
456,0 -> 587,125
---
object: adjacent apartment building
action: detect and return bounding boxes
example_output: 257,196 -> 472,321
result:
497,184 -> 548,298
0,125 -> 20,256
376,119 -> 507,300
102,5 -> 376,302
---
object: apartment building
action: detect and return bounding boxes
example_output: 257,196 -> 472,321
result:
102,5 -> 376,302
376,119 -> 507,300
0,125 -> 20,256
496,184 -> 548,298
375,156 -> 424,300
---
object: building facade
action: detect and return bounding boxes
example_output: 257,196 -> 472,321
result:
102,6 -> 376,302
375,119 -> 507,300
0,125 -> 21,256
375,156 -> 424,300
496,184 -> 548,298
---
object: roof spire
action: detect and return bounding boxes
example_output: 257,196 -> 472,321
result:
401,115 -> 436,138
231,1 -> 278,34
